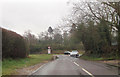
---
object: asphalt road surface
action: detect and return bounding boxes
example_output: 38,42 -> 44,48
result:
32,55 -> 118,76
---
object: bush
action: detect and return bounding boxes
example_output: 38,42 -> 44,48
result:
2,28 -> 29,59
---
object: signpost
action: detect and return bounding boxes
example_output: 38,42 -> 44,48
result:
48,46 -> 51,54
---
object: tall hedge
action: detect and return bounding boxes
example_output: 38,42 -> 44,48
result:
2,28 -> 29,59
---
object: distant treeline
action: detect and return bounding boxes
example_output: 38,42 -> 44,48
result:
23,27 -> 84,54
29,43 -> 84,54
2,28 -> 29,59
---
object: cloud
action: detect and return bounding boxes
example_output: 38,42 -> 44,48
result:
0,0 -> 71,36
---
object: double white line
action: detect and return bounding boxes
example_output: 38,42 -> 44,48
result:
74,62 -> 94,77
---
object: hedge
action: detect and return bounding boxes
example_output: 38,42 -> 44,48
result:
2,28 -> 29,59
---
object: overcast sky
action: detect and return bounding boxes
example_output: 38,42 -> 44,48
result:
0,0 -> 72,36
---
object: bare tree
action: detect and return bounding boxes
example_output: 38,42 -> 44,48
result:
23,30 -> 38,46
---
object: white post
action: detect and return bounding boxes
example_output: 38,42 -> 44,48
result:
48,46 -> 51,54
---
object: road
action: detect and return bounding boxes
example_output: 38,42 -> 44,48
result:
32,55 -> 118,76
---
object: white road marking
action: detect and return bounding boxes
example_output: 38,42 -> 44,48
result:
82,68 -> 94,77
74,62 -> 79,66
74,62 -> 94,77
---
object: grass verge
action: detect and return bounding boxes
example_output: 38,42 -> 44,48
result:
80,55 -> 118,61
2,54 -> 52,75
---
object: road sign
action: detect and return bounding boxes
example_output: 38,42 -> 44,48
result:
48,46 -> 51,49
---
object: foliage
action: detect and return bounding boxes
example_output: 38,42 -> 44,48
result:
23,30 -> 39,54
30,26 -> 84,54
2,28 -> 29,59
68,1 -> 119,58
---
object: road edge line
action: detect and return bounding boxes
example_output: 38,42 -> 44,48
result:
29,63 -> 47,75
29,61 -> 52,75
